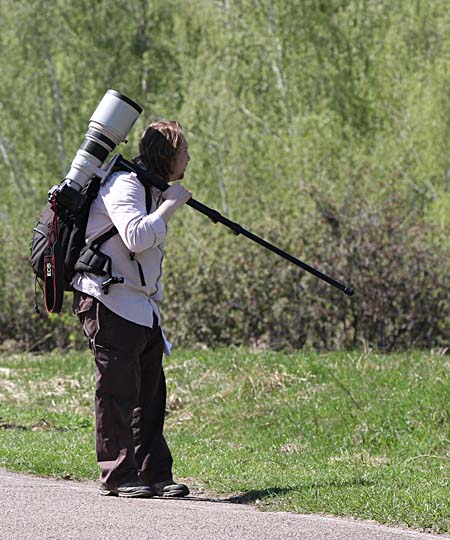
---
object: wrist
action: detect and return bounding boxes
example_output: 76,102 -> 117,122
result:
155,199 -> 179,224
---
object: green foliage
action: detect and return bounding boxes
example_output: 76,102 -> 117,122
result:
0,0 -> 449,350
163,193 -> 449,350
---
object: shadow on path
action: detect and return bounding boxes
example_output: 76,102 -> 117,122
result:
225,476 -> 379,505
168,476 -> 377,505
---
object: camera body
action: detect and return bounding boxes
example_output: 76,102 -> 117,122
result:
52,90 -> 142,213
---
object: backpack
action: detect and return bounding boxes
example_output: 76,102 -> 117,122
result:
30,165 -> 151,314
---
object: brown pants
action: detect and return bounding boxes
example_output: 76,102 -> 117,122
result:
73,291 -> 173,488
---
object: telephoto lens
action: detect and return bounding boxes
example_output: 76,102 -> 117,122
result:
55,90 -> 142,213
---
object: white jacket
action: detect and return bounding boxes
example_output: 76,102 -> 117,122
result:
71,170 -> 172,352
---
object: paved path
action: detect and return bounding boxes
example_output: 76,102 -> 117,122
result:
0,469 -> 446,540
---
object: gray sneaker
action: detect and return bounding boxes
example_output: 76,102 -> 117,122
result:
100,482 -> 154,498
152,480 -> 190,497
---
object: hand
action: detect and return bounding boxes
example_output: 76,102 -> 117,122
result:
157,183 -> 192,224
161,183 -> 192,207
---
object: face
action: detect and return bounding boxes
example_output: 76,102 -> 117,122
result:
169,135 -> 190,181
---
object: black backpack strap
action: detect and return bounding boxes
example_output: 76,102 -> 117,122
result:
90,226 -> 118,248
74,226 -> 123,294
108,161 -> 154,214
144,184 -> 153,214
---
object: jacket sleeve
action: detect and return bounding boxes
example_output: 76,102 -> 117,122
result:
101,172 -> 167,252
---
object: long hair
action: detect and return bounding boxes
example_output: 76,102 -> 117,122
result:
137,120 -> 184,181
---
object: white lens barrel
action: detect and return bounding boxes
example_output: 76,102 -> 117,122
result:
64,150 -> 103,192
89,90 -> 142,146
63,90 -> 143,194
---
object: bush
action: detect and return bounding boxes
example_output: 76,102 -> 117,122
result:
162,194 -> 450,351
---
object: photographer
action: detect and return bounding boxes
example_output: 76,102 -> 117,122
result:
72,120 -> 191,498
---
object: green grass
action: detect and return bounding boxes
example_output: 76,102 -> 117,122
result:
1,349 -> 449,532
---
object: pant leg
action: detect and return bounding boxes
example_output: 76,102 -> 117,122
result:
73,291 -> 146,488
133,323 -> 173,484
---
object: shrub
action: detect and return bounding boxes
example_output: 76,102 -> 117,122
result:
162,195 -> 450,351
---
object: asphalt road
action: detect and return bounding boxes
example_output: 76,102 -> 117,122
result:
0,468 -> 447,540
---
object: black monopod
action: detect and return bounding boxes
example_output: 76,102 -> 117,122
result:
113,155 -> 354,297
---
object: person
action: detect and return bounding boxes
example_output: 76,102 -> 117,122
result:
71,120 -> 192,498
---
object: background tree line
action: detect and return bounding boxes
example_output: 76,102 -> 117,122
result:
0,0 -> 448,352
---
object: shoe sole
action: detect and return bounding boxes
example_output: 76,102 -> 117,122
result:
99,489 -> 118,497
118,488 -> 154,498
99,488 -> 154,498
160,486 -> 190,498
